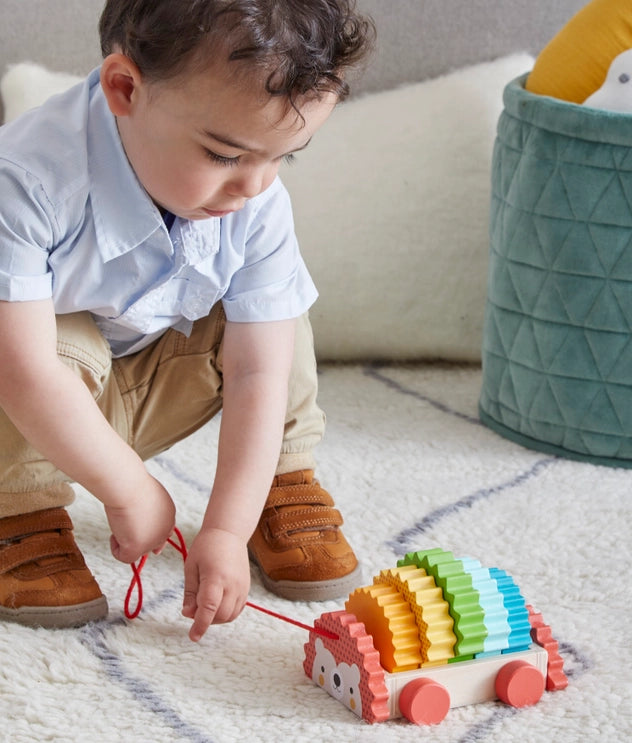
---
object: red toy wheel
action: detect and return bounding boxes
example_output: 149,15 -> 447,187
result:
495,660 -> 545,707
399,678 -> 451,725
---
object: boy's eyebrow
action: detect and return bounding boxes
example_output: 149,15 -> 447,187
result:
202,130 -> 312,155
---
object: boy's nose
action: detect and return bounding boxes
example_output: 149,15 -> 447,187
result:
226,163 -> 277,199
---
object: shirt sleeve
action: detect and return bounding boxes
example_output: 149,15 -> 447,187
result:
221,178 -> 318,322
0,162 -> 55,301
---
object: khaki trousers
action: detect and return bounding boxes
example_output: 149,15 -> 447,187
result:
0,305 -> 325,518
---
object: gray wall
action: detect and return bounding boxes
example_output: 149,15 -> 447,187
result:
0,0 -> 587,112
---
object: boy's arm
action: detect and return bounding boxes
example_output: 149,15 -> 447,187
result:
0,298 -> 175,561
182,316 -> 296,641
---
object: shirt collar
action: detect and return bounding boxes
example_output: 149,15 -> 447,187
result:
86,68 -> 166,262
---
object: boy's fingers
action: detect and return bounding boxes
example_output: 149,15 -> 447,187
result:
109,534 -> 143,564
182,588 -> 197,619
109,534 -> 119,558
188,583 -> 224,642
110,534 -> 132,563
182,561 -> 199,618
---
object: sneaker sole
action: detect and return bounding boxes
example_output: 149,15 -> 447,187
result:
0,595 -> 109,629
250,559 -> 363,602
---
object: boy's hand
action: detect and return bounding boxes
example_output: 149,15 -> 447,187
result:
104,475 -> 176,564
182,527 -> 250,642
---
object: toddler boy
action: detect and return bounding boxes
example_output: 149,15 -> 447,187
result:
0,0 -> 374,641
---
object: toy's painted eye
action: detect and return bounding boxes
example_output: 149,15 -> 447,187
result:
619,73 -> 630,83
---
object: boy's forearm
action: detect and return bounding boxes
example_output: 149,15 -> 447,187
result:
201,319 -> 296,541
202,368 -> 288,539
0,297 -> 147,506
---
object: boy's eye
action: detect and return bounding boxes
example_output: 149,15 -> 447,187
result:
205,149 -> 240,167
205,148 -> 297,167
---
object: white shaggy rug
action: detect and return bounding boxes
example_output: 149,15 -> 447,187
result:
1,364 -> 630,742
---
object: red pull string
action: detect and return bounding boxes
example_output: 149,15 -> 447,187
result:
125,555 -> 147,620
244,601 -> 339,640
124,528 -> 188,620
124,527 -> 338,640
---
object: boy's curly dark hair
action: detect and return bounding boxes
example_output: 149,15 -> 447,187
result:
99,0 -> 375,103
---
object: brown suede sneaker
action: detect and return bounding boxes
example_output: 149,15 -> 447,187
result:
248,470 -> 362,601
0,507 -> 108,628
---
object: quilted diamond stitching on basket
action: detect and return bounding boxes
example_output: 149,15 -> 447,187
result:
480,84 -> 632,462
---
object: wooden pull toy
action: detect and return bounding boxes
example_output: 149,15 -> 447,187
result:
303,547 -> 568,725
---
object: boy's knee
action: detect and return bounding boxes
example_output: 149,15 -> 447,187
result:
55,312 -> 113,394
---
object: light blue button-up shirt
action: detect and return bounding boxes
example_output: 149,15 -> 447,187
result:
0,68 -> 317,356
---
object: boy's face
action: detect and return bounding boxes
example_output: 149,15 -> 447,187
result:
105,56 -> 337,220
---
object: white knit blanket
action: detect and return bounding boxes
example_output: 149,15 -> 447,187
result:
1,364 -> 629,742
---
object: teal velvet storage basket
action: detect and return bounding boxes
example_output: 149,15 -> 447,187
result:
479,75 -> 632,467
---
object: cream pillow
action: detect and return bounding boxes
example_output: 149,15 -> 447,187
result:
280,53 -> 534,360
1,62 -> 81,122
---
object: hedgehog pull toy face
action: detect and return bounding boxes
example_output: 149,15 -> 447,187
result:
303,548 -> 568,725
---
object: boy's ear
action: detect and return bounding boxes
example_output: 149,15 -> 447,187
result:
100,53 -> 143,117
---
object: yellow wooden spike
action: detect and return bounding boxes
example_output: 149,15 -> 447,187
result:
377,565 -> 457,666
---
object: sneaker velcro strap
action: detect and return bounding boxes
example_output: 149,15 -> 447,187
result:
266,482 -> 335,509
0,507 -> 73,542
0,532 -> 80,574
267,506 -> 344,538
